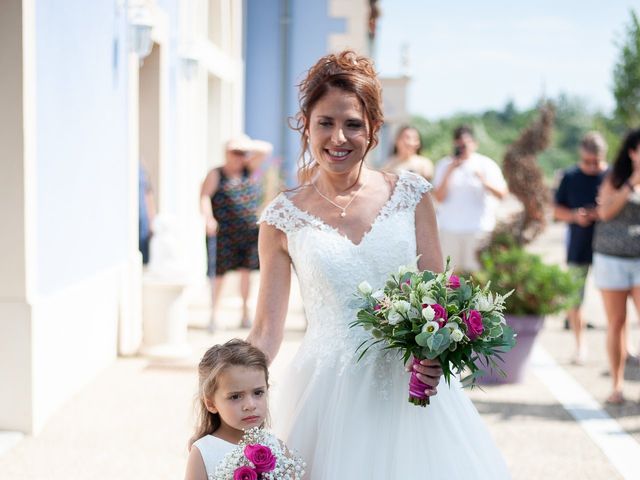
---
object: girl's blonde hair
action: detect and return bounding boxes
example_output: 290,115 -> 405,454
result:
292,50 -> 384,185
189,339 -> 269,448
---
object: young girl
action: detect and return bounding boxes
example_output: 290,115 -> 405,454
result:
184,339 -> 270,480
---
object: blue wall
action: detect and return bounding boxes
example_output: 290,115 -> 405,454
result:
244,0 -> 284,176
245,0 -> 346,186
35,1 -> 130,295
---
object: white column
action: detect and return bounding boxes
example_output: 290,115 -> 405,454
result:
0,0 -> 37,433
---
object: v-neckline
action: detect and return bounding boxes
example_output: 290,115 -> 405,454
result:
282,173 -> 405,247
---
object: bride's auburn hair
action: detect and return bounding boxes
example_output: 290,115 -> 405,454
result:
293,50 -> 384,184
189,339 -> 270,449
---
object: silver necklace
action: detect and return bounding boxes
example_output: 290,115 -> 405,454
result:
312,177 -> 367,218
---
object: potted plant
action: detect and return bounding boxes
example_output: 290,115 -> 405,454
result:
474,233 -> 581,383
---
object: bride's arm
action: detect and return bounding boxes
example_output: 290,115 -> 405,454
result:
412,190 -> 445,395
415,191 -> 444,273
246,223 -> 292,364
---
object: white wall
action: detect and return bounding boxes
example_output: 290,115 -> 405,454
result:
0,0 -> 135,434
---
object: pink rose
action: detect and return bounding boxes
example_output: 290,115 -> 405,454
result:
447,275 -> 461,289
244,444 -> 276,474
422,303 -> 448,327
234,466 -> 258,480
374,304 -> 381,311
463,310 -> 484,340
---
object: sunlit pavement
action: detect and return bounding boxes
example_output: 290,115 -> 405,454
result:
0,223 -> 638,479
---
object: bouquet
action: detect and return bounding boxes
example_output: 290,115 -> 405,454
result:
350,259 -> 516,407
212,427 -> 306,480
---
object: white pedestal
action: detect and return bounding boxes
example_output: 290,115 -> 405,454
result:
141,277 -> 191,360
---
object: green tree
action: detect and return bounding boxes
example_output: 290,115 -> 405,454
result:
613,10 -> 640,128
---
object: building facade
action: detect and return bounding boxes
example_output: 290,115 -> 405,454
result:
0,0 -> 245,435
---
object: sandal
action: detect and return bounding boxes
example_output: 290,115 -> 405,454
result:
605,391 -> 625,405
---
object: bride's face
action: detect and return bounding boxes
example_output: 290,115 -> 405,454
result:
306,87 -> 370,176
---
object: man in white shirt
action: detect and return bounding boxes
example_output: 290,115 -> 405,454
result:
432,125 -> 508,272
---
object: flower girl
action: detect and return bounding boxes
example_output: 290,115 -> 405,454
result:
184,339 -> 304,480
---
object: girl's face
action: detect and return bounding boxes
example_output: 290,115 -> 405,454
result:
206,366 -> 268,437
306,87 -> 370,177
396,128 -> 420,157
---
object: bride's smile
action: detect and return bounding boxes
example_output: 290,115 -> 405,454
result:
308,87 -> 370,177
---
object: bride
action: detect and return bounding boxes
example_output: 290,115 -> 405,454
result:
247,50 -> 510,479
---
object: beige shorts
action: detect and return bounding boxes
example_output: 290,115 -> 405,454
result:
438,230 -> 488,273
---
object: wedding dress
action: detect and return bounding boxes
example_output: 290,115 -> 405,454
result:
260,171 -> 510,479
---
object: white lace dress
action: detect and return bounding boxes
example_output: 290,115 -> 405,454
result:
259,171 -> 510,479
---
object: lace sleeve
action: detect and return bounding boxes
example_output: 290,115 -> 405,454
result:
391,171 -> 433,213
258,193 -> 312,236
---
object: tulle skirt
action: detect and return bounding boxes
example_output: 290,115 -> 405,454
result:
272,344 -> 511,479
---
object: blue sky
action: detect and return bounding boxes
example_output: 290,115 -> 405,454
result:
376,1 -> 638,119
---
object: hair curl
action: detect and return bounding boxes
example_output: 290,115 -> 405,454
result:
292,50 -> 384,185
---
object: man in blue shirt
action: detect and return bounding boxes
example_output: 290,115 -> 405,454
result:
554,132 -> 608,365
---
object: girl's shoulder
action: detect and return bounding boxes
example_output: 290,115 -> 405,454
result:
193,434 -> 236,452
192,435 -> 237,477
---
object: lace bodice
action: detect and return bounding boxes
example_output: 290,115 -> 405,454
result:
259,171 -> 432,378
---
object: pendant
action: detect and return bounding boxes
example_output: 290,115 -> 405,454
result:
340,211 -> 346,218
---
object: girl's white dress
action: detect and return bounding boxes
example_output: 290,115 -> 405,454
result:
259,171 -> 510,479
192,435 -> 235,478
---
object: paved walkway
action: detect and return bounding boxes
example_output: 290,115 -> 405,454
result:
1,223 -> 639,479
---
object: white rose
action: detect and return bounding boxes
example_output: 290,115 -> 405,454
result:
421,321 -> 440,334
358,281 -> 372,295
393,300 -> 411,314
388,310 -> 403,325
475,294 -> 492,312
371,289 -> 385,301
421,305 -> 435,321
451,329 -> 464,342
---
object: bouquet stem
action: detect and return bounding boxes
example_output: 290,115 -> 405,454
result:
408,357 -> 431,407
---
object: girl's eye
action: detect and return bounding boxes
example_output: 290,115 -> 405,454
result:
254,389 -> 265,397
229,394 -> 241,400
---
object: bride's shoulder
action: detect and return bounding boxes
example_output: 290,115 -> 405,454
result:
384,170 -> 433,212
259,185 -> 314,234
397,169 -> 432,191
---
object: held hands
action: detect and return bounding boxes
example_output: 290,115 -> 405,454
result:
573,208 -> 597,227
406,358 -> 443,397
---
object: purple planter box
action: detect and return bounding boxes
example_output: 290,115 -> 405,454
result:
477,314 -> 545,384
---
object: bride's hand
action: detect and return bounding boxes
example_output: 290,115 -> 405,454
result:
406,358 -> 443,396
